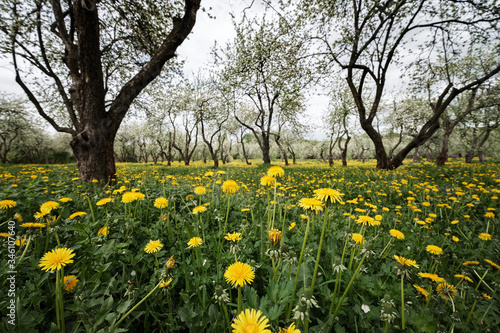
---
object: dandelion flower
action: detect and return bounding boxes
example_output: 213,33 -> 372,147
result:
260,175 -> 276,186
121,192 -> 137,203
14,212 -> 22,222
462,261 -> 479,266
154,197 -> 168,209
267,166 -> 285,178
454,274 -> 473,283
394,255 -> 419,268
187,237 -> 203,248
63,275 -> 79,292
96,198 -> 113,206
69,212 -> 87,220
478,233 -> 492,241
39,248 -> 76,271
192,205 -> 207,214
288,222 -> 296,230
356,215 -> 380,227
59,197 -> 72,203
225,232 -> 242,243
268,228 -> 282,246
97,226 -> 109,236
352,233 -> 364,244
426,245 -> 443,255
483,293 -> 492,299
186,194 -> 194,201
0,232 -> 10,238
390,229 -> 405,240
241,208 -> 250,212
484,212 -> 495,218
222,180 -> 239,194
40,201 -> 60,212
159,278 -> 173,288
436,282 -> 458,301
313,188 -> 342,204
413,284 -> 429,302
0,200 -> 16,209
279,323 -> 300,333
231,308 -> 271,333
484,259 -> 500,270
224,262 -> 255,288
418,272 -> 446,283
15,237 -> 27,246
144,240 -> 163,254
194,186 -> 207,195
204,171 -> 214,177
298,198 -> 324,212
452,236 -> 459,242
166,256 -> 175,269
20,222 -> 46,228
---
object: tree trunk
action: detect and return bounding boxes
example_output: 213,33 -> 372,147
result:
340,136 -> 351,166
412,147 -> 419,163
262,134 -> 271,164
465,151 -> 474,163
274,135 -> 289,166
436,131 -> 451,166
240,139 -> 251,165
70,124 -> 116,183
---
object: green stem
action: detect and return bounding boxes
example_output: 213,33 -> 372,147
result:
55,270 -> 61,330
286,215 -> 312,320
237,287 -> 242,314
86,196 -> 95,224
271,179 -> 277,229
114,281 -> 162,328
401,274 -> 405,330
223,194 -> 231,235
17,235 -> 32,265
311,206 -> 328,293
329,254 -> 367,332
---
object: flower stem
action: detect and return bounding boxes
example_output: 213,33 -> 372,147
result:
223,194 -> 231,235
237,287 -> 242,314
286,215 -> 312,320
401,274 -> 405,330
311,206 -> 328,293
114,281 -> 162,328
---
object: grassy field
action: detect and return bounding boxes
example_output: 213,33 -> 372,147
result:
0,159 -> 499,332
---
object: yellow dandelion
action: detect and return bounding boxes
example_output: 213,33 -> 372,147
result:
267,166 -> 285,178
313,188 -> 342,204
436,282 -> 458,301
482,293 -> 492,299
300,214 -> 308,220
356,215 -> 380,227
97,226 -> 109,236
96,198 -> 113,206
166,256 -> 175,269
39,248 -> 76,271
298,198 -> 324,212
426,245 -> 443,255
0,200 -> 17,209
15,236 -> 27,246
204,171 -> 214,177
352,233 -> 364,244
418,272 -> 446,283
288,222 -> 296,230
231,308 -> 271,333
224,262 -> 255,288
194,186 -> 207,195
186,194 -> 195,201
225,232 -> 242,243
0,232 -> 11,238
63,275 -> 79,292
413,284 -> 429,302
478,233 -> 492,241
241,208 -> 250,212
394,255 -> 419,268
159,278 -> 173,288
192,205 -> 207,214
121,192 -> 136,203
69,211 -> 87,220
452,236 -> 459,242
268,228 -> 282,246
144,240 -> 163,254
222,180 -> 239,194
154,197 -> 168,209
133,192 -> 145,201
454,274 -> 473,283
484,212 -> 495,218
59,197 -> 72,203
484,259 -> 500,270
260,175 -> 276,186
14,212 -> 22,222
462,261 -> 479,266
20,222 -> 46,228
279,323 -> 301,333
187,237 -> 203,248
389,229 -> 405,240
40,200 -> 60,212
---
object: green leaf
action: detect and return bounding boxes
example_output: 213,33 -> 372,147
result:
245,286 -> 258,309
116,299 -> 133,314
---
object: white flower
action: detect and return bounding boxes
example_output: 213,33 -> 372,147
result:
361,304 -> 370,313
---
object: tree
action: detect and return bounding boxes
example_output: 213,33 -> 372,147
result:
0,94 -> 30,163
215,12 -> 312,164
0,0 -> 201,183
302,0 -> 500,169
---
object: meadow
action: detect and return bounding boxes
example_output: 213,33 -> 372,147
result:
0,159 -> 499,333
